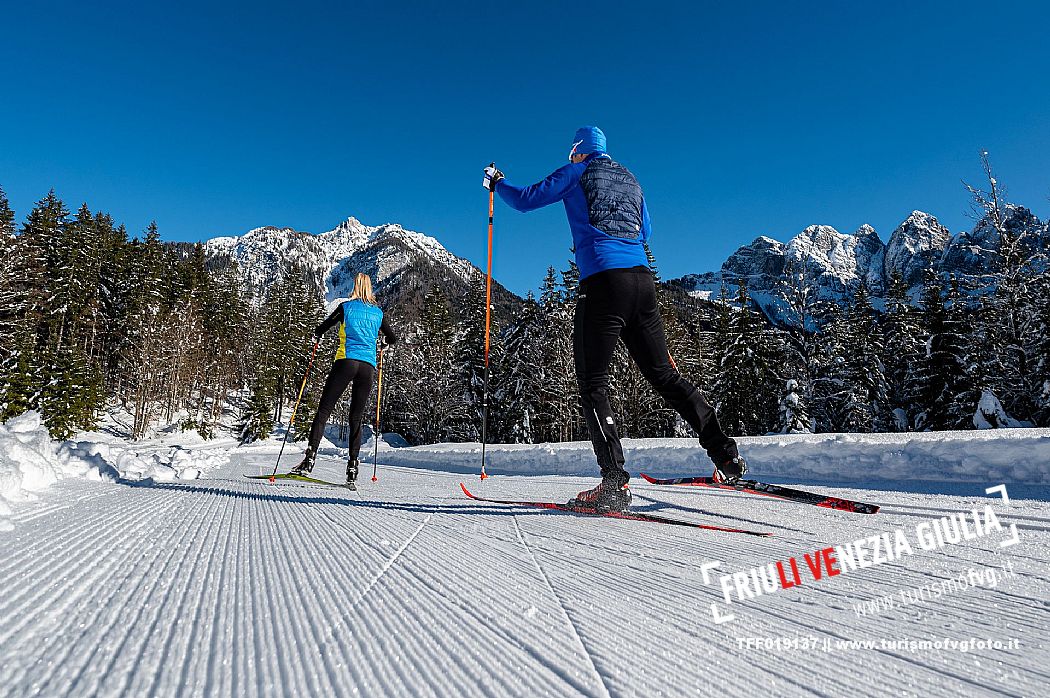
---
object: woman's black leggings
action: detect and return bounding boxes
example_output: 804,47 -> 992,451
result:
307,358 -> 376,461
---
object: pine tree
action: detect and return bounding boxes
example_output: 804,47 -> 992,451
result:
777,379 -> 812,433
0,333 -> 37,420
533,266 -> 578,442
1028,272 -> 1050,426
775,261 -> 825,430
450,273 -> 495,441
385,284 -> 464,444
0,186 -> 17,361
713,282 -> 777,435
499,291 -> 544,443
808,300 -> 852,432
964,152 -> 1043,421
4,191 -> 71,423
915,273 -> 972,430
239,368 -> 278,443
881,272 -> 923,430
841,282 -> 890,432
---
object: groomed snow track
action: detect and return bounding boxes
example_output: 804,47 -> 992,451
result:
1,455 -> 1048,697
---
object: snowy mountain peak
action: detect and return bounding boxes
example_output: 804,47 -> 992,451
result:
884,210 -> 951,286
853,223 -> 879,241
782,223 -> 885,296
204,215 -> 478,304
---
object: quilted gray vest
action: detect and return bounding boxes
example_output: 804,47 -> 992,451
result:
580,157 -> 644,239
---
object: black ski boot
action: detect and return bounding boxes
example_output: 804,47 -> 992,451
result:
346,459 -> 359,491
714,456 -> 748,484
290,448 -> 316,476
568,476 -> 632,512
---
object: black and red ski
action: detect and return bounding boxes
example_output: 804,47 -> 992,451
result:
639,473 -> 880,514
460,483 -> 772,536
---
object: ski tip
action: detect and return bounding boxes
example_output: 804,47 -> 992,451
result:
460,482 -> 476,499
639,473 -> 659,484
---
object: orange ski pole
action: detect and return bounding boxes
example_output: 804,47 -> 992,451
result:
480,181 -> 495,480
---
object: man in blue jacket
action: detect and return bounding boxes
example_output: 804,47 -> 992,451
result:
484,126 -> 747,512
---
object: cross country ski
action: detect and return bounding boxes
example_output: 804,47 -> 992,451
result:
245,473 -> 358,490
460,483 -> 772,536
639,473 -> 881,514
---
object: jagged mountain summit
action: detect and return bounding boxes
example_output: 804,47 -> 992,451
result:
671,207 -> 1048,322
204,216 -> 480,305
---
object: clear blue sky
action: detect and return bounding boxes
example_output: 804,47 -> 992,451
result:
2,1 -> 1048,295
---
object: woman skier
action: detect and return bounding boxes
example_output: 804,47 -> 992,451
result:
483,126 -> 747,512
291,273 -> 397,485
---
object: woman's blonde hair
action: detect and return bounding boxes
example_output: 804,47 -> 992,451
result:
349,273 -> 377,305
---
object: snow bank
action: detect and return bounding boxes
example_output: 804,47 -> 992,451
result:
63,441 -> 229,483
0,412 -> 232,530
379,428 -> 1050,484
0,412 -> 116,530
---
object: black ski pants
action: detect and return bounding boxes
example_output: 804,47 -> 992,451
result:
574,266 -> 738,484
307,358 -> 376,462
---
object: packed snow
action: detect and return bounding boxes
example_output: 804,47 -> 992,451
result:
1,416 -> 1048,696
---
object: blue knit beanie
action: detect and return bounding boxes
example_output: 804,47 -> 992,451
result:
572,126 -> 607,155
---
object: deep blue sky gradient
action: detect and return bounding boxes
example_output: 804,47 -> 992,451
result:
2,1 -> 1048,294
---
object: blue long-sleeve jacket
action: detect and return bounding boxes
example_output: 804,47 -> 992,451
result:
495,154 -> 652,280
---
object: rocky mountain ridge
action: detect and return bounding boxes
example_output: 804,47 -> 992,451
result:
670,206 -> 1048,321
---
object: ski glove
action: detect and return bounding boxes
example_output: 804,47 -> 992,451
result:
482,163 -> 504,192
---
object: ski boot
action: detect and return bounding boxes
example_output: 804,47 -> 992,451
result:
568,477 -> 632,513
713,456 -> 748,485
289,448 -> 316,476
346,459 -> 359,491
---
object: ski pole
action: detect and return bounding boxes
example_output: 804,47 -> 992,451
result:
480,180 -> 495,480
371,347 -> 385,482
270,338 -> 320,481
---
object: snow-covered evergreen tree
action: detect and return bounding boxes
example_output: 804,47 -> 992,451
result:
915,273 -> 972,430
384,284 -> 466,445
713,283 -> 777,435
841,282 -> 890,432
1028,272 -> 1050,426
0,186 -> 17,362
534,266 -> 578,443
450,272 -> 502,442
881,271 -> 923,429
499,292 -> 544,443
964,152 -> 1044,422
777,379 -> 812,433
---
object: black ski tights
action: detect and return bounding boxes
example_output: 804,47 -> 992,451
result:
307,358 -> 376,462
573,267 -> 738,484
